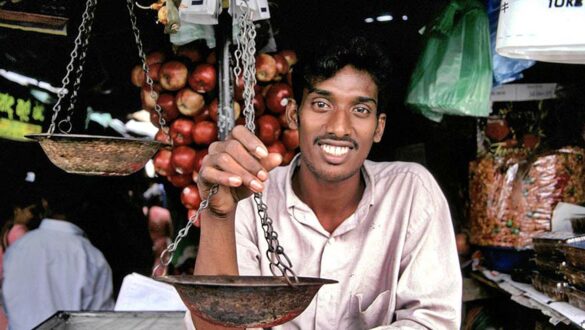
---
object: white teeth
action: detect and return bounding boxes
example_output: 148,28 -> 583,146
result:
321,144 -> 350,156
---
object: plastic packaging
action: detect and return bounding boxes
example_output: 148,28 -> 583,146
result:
571,217 -> 585,234
469,147 -> 585,248
531,272 -> 568,301
495,0 -> 585,64
566,286 -> 585,310
405,0 -> 492,122
563,265 -> 585,291
480,246 -> 532,273
533,232 -> 580,257
487,0 -> 535,86
534,256 -> 566,280
564,237 -> 585,270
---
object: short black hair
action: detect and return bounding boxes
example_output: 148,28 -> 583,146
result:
40,175 -> 93,221
292,33 -> 392,115
12,183 -> 43,209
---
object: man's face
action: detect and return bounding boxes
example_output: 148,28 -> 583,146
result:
286,65 -> 386,183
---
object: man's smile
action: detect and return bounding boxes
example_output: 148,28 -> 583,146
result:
320,144 -> 351,157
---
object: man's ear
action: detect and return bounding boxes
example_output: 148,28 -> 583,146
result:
285,98 -> 299,129
373,113 -> 386,143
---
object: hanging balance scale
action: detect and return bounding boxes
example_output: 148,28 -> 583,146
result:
26,0 -> 166,176
29,0 -> 335,326
154,1 -> 336,328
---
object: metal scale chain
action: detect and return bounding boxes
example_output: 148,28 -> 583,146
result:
47,0 -> 167,136
126,0 -> 166,130
234,1 -> 298,284
156,0 -> 298,284
48,0 -> 98,135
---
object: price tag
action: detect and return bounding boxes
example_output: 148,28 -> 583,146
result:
232,0 -> 270,21
179,0 -> 220,25
490,83 -> 557,102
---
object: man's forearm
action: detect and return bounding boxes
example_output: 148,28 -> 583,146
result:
192,211 -> 243,330
194,210 -> 239,276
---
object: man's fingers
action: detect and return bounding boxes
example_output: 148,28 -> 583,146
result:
198,166 -> 243,190
201,126 -> 281,196
230,125 -> 269,159
203,153 -> 266,193
223,140 -> 270,181
261,153 -> 284,172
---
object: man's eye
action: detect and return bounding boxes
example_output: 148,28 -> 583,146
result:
354,107 -> 371,114
312,101 -> 329,109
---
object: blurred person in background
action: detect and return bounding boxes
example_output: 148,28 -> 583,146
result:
0,182 -> 44,279
143,183 -> 173,276
2,178 -> 114,330
0,180 -> 44,329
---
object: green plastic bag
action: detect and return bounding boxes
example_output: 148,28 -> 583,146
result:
406,0 -> 493,122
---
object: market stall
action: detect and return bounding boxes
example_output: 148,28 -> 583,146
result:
1,0 -> 585,329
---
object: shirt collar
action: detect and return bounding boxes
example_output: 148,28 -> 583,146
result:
40,218 -> 85,236
284,154 -> 377,235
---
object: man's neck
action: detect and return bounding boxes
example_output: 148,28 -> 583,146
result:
292,164 -> 365,234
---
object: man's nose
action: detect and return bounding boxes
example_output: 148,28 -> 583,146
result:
326,109 -> 351,137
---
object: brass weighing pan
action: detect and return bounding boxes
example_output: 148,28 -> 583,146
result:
26,133 -> 164,176
157,275 -> 337,328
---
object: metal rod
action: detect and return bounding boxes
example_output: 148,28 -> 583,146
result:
217,9 -> 234,140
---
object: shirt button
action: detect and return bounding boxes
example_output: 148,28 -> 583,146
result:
327,238 -> 335,244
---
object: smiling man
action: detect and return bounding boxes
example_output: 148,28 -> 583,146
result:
192,35 -> 462,329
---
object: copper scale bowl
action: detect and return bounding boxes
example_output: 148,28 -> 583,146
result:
156,275 -> 337,328
26,133 -> 164,176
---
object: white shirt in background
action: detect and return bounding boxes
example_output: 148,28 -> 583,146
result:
2,219 -> 114,330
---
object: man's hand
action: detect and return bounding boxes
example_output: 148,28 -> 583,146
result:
197,125 -> 283,218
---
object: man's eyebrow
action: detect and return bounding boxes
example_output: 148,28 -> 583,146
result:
307,88 -> 331,97
307,88 -> 377,105
356,96 -> 377,105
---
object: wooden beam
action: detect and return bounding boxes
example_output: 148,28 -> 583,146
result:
0,9 -> 68,36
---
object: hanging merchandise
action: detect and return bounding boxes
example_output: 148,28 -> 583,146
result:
405,0 -> 492,123
135,0 -> 182,33
170,23 -> 216,47
178,0 -> 220,25
496,0 -> 585,64
469,147 -> 585,249
487,0 -> 535,86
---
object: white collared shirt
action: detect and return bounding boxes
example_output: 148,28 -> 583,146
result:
2,219 -> 114,330
235,155 -> 462,329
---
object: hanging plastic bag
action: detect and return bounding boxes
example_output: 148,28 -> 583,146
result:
406,0 -> 492,122
488,0 -> 535,86
170,23 -> 216,48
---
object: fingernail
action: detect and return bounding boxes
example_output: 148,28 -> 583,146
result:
257,170 -> 268,181
250,180 -> 263,192
228,177 -> 242,186
256,146 -> 268,158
